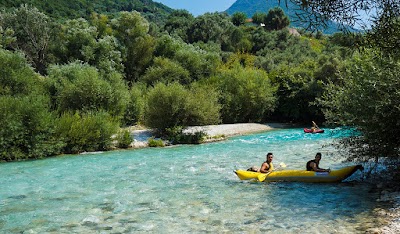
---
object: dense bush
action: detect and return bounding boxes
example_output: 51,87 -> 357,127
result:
0,49 -> 45,96
320,52 -> 400,161
47,62 -> 129,118
55,111 -> 119,154
148,137 -> 165,147
144,82 -> 220,131
165,126 -> 206,144
209,62 -> 277,123
0,95 -> 64,161
141,57 -> 190,85
122,83 -> 146,126
270,60 -> 325,122
116,129 -> 132,149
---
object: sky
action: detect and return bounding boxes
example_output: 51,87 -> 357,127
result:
153,0 -> 236,16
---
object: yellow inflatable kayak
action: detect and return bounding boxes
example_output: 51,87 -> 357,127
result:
234,165 -> 363,183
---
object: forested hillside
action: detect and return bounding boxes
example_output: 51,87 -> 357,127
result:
0,0 -> 173,23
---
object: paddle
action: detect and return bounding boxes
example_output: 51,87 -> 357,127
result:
257,163 -> 287,182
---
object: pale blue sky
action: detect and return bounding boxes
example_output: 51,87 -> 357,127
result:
153,0 -> 236,16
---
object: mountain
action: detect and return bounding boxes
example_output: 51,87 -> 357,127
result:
225,0 -> 351,34
0,0 -> 173,23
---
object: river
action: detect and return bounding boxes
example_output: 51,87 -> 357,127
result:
0,128 -> 385,233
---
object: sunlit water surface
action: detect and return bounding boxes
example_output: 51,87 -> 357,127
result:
1,128 -> 382,233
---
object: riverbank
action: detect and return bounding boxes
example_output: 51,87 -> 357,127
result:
128,123 -> 287,148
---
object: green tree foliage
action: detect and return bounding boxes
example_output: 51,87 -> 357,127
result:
264,7 -> 290,31
320,52 -> 400,161
144,82 -> 220,131
122,83 -> 146,126
55,111 -> 119,154
153,34 -> 184,58
111,11 -> 155,83
173,45 -> 221,81
365,13 -> 400,59
252,12 -> 268,25
0,4 -> 52,74
52,18 -> 124,75
0,0 -> 174,23
142,57 -> 190,86
164,10 -> 194,42
0,26 -> 15,48
231,12 -> 247,26
252,29 -> 317,72
0,48 -> 65,161
270,60 -> 324,122
0,95 -> 64,161
187,12 -> 236,51
209,60 -> 277,123
0,49 -> 45,96
47,62 -> 129,118
53,18 -> 98,63
116,129 -> 132,148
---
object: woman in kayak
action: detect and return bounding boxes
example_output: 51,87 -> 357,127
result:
306,152 -> 330,172
247,152 -> 274,173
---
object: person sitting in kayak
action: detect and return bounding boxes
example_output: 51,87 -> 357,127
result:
311,121 -> 319,132
306,152 -> 330,172
247,152 -> 274,173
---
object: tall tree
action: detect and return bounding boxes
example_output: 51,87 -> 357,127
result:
264,7 -> 290,30
0,4 -> 52,74
164,9 -> 194,42
112,11 -> 155,84
231,12 -> 247,26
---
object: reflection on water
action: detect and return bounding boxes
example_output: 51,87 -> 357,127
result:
0,128 -> 382,233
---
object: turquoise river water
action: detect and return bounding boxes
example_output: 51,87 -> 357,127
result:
1,128 -> 383,233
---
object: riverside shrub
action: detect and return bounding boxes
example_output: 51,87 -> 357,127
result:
0,95 -> 64,161
56,111 -> 119,154
144,82 -> 220,132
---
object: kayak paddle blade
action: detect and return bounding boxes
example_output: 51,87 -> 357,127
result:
258,174 -> 267,182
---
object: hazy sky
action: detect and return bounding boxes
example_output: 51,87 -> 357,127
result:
153,0 -> 237,16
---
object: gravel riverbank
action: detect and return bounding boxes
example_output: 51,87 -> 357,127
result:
129,123 -> 287,148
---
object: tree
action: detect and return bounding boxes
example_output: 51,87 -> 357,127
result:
252,12 -> 268,25
320,53 -> 400,162
55,111 -> 119,154
0,4 -> 52,74
209,61 -> 277,123
284,0 -> 399,57
0,48 -> 45,96
264,7 -> 290,30
52,18 -> 98,64
173,44 -> 221,81
232,12 -> 247,26
141,57 -> 190,86
164,9 -> 194,42
144,82 -> 220,131
47,62 -> 129,118
188,12 -> 235,48
111,11 -> 155,83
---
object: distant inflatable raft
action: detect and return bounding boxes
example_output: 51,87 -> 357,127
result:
234,165 -> 363,183
304,128 -> 325,133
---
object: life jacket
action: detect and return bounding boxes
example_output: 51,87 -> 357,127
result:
306,159 -> 319,171
261,161 -> 274,172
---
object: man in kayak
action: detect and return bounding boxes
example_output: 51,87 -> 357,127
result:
306,152 -> 330,172
311,121 -> 319,132
247,152 -> 274,173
